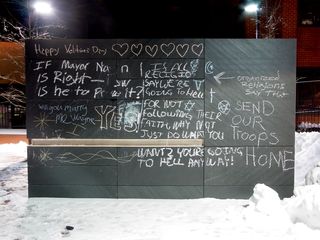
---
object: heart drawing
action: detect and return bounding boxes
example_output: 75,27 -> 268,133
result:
145,45 -> 158,57
131,43 -> 143,56
112,43 -> 129,56
191,44 -> 204,57
160,43 -> 175,57
176,44 -> 189,57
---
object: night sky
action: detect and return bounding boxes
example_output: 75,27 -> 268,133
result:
1,0 -> 247,38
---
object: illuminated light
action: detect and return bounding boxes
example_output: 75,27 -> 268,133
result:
244,3 -> 259,13
33,1 -> 53,15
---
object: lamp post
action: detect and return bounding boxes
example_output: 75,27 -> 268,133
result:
28,1 -> 54,38
244,3 -> 260,39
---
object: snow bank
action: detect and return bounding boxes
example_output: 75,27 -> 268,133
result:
306,162 -> 320,185
0,141 -> 27,155
0,141 -> 27,169
247,184 -> 320,231
249,183 -> 282,215
295,132 -> 320,186
284,185 -> 320,229
245,183 -> 291,228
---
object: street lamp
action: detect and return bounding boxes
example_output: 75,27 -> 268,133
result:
33,1 -> 53,15
244,3 -> 260,39
244,3 -> 259,13
28,1 -> 54,38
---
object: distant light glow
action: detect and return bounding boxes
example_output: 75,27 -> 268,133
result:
33,1 -> 53,15
244,3 -> 259,13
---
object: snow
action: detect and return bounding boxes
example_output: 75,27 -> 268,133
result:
0,129 -> 27,135
248,183 -> 285,217
295,132 -> 320,185
0,141 -> 27,169
297,122 -> 320,131
284,185 -> 320,230
1,133 -> 320,239
306,162 -> 320,185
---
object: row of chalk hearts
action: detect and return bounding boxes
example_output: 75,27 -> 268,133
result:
111,43 -> 204,57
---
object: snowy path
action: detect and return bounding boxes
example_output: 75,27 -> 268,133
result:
2,186 -> 319,240
1,135 -> 320,239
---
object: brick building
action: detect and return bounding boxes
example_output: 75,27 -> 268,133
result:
295,0 -> 320,130
245,0 -> 320,130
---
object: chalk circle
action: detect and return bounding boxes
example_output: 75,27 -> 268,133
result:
218,100 -> 231,115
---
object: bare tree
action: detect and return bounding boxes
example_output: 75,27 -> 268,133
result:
0,47 -> 25,109
260,0 -> 284,38
0,14 -> 65,109
0,17 -> 26,109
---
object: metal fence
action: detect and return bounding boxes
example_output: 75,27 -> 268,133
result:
296,110 -> 320,132
0,103 -> 26,129
296,79 -> 320,132
0,104 -> 11,128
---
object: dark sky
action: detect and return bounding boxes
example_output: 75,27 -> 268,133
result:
1,0 -> 246,38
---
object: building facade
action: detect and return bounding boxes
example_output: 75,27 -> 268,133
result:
245,0 -> 320,130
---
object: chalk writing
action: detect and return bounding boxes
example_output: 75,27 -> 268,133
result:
206,147 -> 243,167
28,58 -> 204,100
26,39 -> 295,199
31,146 -> 294,173
135,147 -> 204,168
29,99 -> 203,139
237,71 -> 289,98
34,44 -> 59,56
245,147 -> 294,171
29,40 -> 205,59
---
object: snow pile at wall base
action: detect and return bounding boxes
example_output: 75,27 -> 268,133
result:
249,183 -> 282,215
295,132 -> 320,185
246,183 -> 320,230
284,185 -> 320,229
306,161 -> 320,185
245,184 -> 291,226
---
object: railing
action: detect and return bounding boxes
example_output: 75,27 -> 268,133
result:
296,78 -> 320,132
296,109 -> 320,132
0,104 -> 11,128
0,103 -> 26,129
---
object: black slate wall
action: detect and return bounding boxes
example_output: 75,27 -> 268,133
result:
26,39 -> 296,198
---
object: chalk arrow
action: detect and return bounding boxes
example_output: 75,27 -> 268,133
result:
213,72 -> 235,84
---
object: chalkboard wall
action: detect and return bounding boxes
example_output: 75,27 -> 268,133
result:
26,39 -> 296,198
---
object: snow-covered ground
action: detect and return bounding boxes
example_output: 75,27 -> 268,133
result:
1,133 -> 320,239
295,132 -> 320,185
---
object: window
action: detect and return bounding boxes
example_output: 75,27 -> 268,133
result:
299,0 -> 320,26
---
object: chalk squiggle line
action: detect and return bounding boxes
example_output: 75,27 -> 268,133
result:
56,150 -> 137,165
